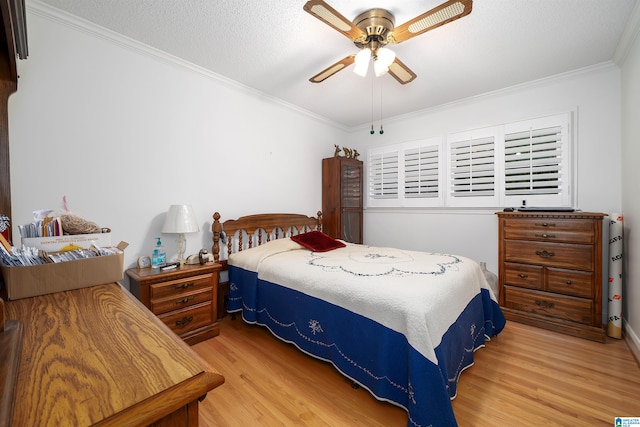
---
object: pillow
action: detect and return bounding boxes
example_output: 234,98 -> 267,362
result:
290,230 -> 346,252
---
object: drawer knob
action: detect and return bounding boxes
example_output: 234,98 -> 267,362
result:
535,300 -> 555,309
176,296 -> 195,305
175,282 -> 195,289
535,250 -> 555,258
565,280 -> 573,285
535,233 -> 556,239
176,316 -> 194,327
535,222 -> 556,227
518,273 -> 528,279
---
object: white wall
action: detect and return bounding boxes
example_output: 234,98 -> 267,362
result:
348,64 -> 622,271
620,15 -> 640,352
8,5 -> 346,287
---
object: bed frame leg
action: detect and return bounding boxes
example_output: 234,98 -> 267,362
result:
351,382 -> 360,389
231,313 -> 237,321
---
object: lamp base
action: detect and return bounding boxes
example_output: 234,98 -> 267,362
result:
176,233 -> 186,265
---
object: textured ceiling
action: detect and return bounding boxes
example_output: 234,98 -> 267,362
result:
35,0 -> 638,128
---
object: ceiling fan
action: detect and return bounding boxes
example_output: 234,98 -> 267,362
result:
303,0 -> 473,84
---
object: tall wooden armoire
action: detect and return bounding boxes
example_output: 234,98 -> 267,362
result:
322,156 -> 363,244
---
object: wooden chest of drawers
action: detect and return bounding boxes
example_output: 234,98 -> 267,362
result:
127,263 -> 221,345
496,212 -> 606,342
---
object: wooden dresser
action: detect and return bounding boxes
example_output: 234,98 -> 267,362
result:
4,283 -> 224,426
496,211 -> 606,342
127,263 -> 221,345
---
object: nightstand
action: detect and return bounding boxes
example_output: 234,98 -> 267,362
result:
127,263 -> 221,345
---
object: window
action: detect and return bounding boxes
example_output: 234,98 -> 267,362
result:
368,148 -> 399,203
446,127 -> 499,207
368,137 -> 443,207
502,114 -> 571,207
366,112 -> 572,208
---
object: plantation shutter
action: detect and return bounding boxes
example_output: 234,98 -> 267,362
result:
449,136 -> 495,197
368,150 -> 399,203
502,113 -> 571,207
504,126 -> 562,195
404,144 -> 439,199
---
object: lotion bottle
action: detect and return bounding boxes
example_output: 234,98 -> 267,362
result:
151,237 -> 166,268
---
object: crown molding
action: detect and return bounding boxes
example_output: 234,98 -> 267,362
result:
26,0 -> 348,132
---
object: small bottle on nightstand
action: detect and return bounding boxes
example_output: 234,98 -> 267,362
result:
151,237 -> 166,269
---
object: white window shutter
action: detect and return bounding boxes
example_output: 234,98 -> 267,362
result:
367,149 -> 399,207
503,113 -> 571,207
446,127 -> 499,207
404,145 -> 439,198
402,137 -> 443,207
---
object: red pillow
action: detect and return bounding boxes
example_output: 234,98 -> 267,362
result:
291,230 -> 346,252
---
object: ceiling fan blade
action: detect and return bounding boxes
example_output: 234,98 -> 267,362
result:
390,0 -> 473,44
303,0 -> 363,40
387,57 -> 417,85
309,55 -> 356,83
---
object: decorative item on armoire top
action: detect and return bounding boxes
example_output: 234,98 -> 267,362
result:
337,146 -> 359,159
161,204 -> 199,265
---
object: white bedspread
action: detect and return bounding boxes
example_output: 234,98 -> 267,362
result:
229,238 -> 496,364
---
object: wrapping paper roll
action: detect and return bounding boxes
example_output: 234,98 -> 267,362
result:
607,213 -> 623,339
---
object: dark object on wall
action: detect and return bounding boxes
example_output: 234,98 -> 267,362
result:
0,0 -> 29,243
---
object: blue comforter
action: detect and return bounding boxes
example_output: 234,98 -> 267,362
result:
227,239 -> 505,427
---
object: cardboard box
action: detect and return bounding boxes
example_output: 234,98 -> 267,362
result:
21,232 -> 112,252
1,242 -> 127,300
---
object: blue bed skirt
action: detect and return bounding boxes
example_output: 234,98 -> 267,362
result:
228,265 -> 505,427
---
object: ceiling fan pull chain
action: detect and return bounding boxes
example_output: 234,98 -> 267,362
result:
379,81 -> 384,134
370,74 -> 375,134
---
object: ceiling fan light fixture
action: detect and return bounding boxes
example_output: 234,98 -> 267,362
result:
373,47 -> 396,77
353,48 -> 372,77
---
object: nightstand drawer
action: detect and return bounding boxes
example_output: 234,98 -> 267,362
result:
504,263 -> 543,290
504,240 -> 593,270
150,273 -> 213,299
151,287 -> 213,315
503,218 -> 594,244
547,268 -> 594,298
504,286 -> 593,324
159,302 -> 213,335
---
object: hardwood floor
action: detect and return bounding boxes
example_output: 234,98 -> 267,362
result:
194,317 -> 640,426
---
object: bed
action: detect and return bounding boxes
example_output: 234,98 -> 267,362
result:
212,211 -> 505,427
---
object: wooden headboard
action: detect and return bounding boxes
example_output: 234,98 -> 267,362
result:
211,211 -> 323,269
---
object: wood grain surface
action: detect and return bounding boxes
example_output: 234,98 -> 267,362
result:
196,316 -> 640,426
6,283 -> 223,426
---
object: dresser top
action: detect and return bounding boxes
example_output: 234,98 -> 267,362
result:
5,283 -> 224,426
496,211 -> 606,219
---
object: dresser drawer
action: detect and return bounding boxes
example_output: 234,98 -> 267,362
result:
504,262 -> 543,290
504,240 -> 593,270
503,286 -> 593,324
503,218 -> 594,244
547,267 -> 594,298
151,287 -> 213,315
150,273 -> 213,299
158,302 -> 214,335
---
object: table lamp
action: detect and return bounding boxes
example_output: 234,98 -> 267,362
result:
161,204 -> 199,265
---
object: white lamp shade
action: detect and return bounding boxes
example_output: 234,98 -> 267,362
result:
374,47 -> 396,77
161,204 -> 200,234
353,48 -> 371,77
